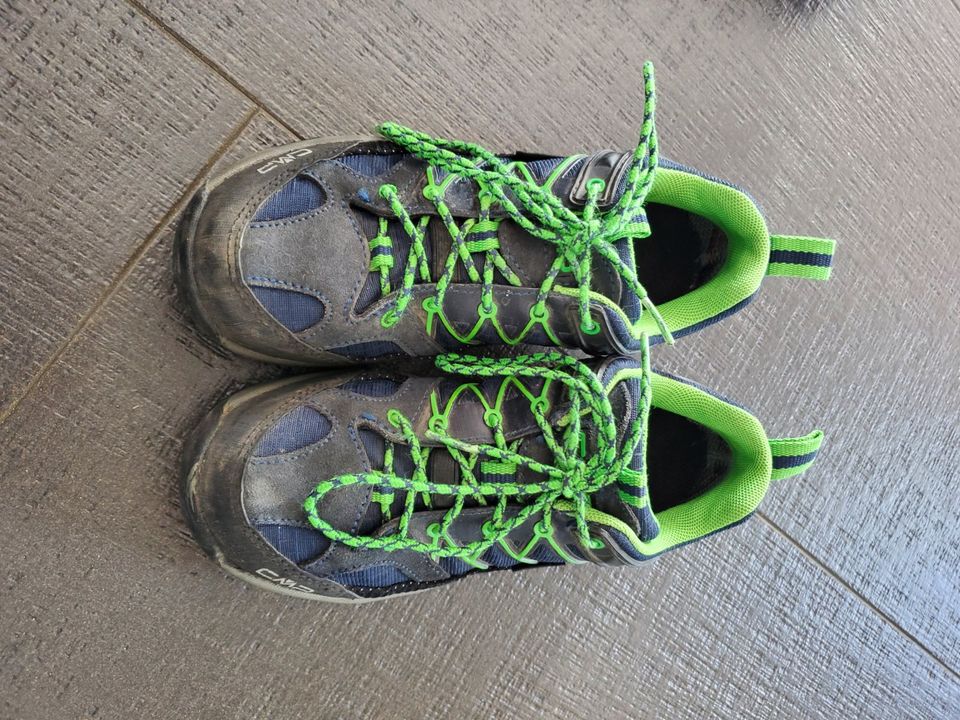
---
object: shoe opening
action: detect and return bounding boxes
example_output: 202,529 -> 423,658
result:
646,408 -> 733,513
629,167 -> 769,339
635,203 -> 729,306
625,373 -> 772,557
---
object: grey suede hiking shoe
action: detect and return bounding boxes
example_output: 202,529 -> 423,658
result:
175,63 -> 835,366
181,347 -> 823,602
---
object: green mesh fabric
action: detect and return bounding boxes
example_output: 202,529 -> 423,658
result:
624,167 -> 771,339
586,372 -> 777,558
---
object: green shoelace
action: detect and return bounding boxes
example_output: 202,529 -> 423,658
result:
367,60 -> 673,344
303,345 -> 651,561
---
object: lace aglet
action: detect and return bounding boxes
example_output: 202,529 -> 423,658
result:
642,297 -> 674,345
660,324 -> 675,345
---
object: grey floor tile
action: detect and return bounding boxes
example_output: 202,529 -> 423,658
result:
0,0 -> 251,411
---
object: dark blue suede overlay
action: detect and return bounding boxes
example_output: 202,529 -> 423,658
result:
340,378 -> 402,397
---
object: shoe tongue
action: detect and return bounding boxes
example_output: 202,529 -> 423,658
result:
519,156 -> 642,325
592,358 -> 660,543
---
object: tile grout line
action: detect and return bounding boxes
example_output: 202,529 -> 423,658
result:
124,0 -> 304,142
0,107 -> 260,428
758,511 -> 960,682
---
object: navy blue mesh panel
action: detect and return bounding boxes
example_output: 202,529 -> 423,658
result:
523,157 -> 565,182
354,208 -> 381,237
392,445 -> 414,478
354,273 -> 382,312
255,523 -> 329,563
252,176 -> 326,222
439,557 -> 473,577
352,207 -> 385,315
330,340 -> 403,359
341,377 -> 402,397
527,544 -> 565,564
358,428 -> 385,466
249,284 -> 325,332
337,153 -> 406,176
481,545 -> 519,569
331,565 -> 411,588
254,406 -> 331,456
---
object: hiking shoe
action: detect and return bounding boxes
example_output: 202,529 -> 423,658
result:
180,346 -> 823,601
175,62 -> 836,365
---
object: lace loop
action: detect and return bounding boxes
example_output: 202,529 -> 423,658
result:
304,343 -> 652,561
368,61 -> 673,344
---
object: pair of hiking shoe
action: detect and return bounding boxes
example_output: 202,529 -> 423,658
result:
177,64 -> 835,602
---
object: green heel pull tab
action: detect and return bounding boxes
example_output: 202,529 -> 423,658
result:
766,235 -> 836,281
769,430 -> 824,481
